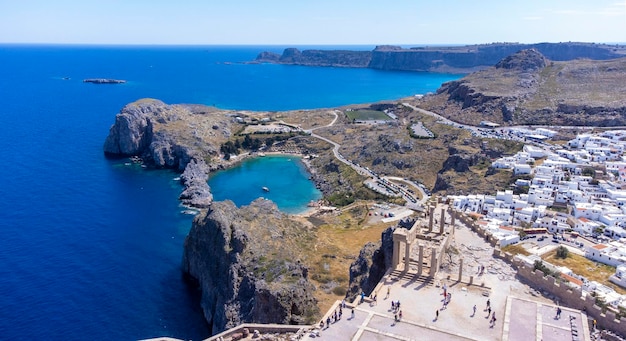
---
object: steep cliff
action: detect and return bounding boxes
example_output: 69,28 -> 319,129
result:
256,42 -> 626,73
182,199 -> 319,334
257,48 -> 371,67
104,98 -> 233,169
103,99 -> 157,156
346,227 -> 394,301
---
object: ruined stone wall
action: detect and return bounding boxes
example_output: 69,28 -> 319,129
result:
516,261 -> 626,336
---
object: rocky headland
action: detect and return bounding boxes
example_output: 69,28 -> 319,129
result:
103,98 -> 236,207
256,42 -> 626,73
346,227 -> 394,301
417,49 -> 626,126
182,199 -> 319,334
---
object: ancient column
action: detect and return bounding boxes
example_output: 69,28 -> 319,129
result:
404,239 -> 411,272
450,208 -> 455,228
429,247 -> 438,277
428,206 -> 435,232
439,207 -> 445,235
392,238 -> 401,269
417,244 -> 424,276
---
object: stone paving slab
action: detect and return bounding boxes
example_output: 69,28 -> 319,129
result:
507,298 -> 537,341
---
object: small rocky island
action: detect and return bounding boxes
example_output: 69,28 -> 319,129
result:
83,78 -> 126,84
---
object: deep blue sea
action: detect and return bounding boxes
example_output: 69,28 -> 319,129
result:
0,45 -> 461,340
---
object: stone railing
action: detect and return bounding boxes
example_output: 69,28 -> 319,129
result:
205,323 -> 311,341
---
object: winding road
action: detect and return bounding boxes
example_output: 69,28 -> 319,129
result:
307,103 -> 624,210
307,110 -> 430,208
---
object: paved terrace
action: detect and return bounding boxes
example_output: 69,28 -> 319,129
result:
303,274 -> 590,341
302,207 -> 591,341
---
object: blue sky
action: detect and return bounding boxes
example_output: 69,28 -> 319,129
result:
1,0 -> 625,45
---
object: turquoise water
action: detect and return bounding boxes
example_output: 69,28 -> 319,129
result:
0,44 -> 461,340
208,155 -> 322,214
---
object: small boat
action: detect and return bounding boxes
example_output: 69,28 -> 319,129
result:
262,186 -> 270,192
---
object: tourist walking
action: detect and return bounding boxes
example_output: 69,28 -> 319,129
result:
351,308 -> 355,319
435,309 -> 439,320
472,304 -> 476,317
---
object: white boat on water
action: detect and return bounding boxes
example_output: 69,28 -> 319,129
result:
258,152 -> 266,157
262,186 -> 270,192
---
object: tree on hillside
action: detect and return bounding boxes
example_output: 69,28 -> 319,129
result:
593,226 -> 605,237
582,167 -> 596,177
556,246 -> 569,259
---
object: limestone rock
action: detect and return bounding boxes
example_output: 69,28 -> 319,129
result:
104,98 -> 231,170
182,200 -> 319,334
495,48 -> 547,72
103,99 -> 163,155
346,227 -> 394,301
179,159 -> 213,208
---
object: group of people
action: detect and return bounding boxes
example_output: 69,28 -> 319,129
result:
320,305 -> 343,330
318,300 -> 356,331
390,299 -> 403,322
485,299 -> 497,327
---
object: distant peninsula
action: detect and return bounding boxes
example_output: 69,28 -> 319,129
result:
255,42 -> 626,73
83,78 -> 126,84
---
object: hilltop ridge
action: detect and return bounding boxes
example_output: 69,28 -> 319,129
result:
418,49 -> 626,126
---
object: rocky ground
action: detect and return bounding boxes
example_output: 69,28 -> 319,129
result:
418,49 -> 626,127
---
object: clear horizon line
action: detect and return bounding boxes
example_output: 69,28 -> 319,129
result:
1,41 -> 625,47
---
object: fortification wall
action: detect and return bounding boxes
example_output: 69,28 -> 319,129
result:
515,265 -> 626,337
